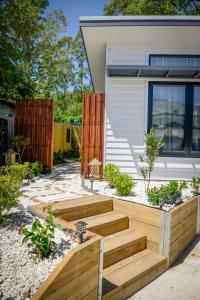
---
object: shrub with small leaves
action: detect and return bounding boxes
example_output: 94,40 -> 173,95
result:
113,174 -> 134,196
21,206 -> 56,257
31,161 -> 44,176
104,163 -> 120,187
147,180 -> 188,206
191,176 -> 200,195
0,174 -> 22,221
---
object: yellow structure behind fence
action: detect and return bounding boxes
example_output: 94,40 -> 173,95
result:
53,122 -> 72,153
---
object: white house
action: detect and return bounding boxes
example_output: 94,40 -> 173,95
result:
80,16 -> 200,179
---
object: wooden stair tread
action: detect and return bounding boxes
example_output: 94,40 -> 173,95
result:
104,229 -> 146,254
52,195 -> 113,214
66,211 -> 129,231
103,249 -> 167,289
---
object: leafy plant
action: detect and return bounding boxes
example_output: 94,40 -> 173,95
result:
104,163 -> 120,188
30,161 -> 44,176
22,206 -> 56,257
0,174 -> 21,221
191,177 -> 200,195
113,174 -> 134,196
139,128 -> 165,192
12,136 -> 30,163
147,180 -> 188,206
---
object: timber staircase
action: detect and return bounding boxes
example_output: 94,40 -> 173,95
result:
31,195 -> 167,300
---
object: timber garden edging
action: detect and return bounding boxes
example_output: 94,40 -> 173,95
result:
29,195 -> 200,300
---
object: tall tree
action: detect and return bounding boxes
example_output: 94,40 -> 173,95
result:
103,0 -> 200,15
0,0 -> 49,100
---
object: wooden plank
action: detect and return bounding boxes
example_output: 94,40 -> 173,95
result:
103,229 -> 147,268
66,211 -> 129,236
113,199 -> 161,228
32,237 -> 101,300
170,197 -> 198,228
81,93 -> 105,177
15,100 -> 53,170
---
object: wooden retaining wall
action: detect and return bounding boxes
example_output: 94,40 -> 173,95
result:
81,93 -> 105,177
15,100 -> 53,171
113,199 -> 162,253
32,237 -> 102,300
113,196 -> 200,265
169,196 -> 199,265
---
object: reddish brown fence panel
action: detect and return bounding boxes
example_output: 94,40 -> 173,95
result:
15,100 -> 53,171
81,93 -> 105,177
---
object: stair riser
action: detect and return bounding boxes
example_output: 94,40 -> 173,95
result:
88,217 -> 129,236
56,200 -> 113,221
104,237 -> 147,268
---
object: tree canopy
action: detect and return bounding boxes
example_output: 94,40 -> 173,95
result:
103,0 -> 200,15
0,0 -> 91,122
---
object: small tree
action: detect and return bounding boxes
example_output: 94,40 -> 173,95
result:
139,128 -> 164,192
12,136 -> 30,163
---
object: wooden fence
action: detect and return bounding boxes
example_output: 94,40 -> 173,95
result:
15,100 -> 53,171
81,93 -> 105,177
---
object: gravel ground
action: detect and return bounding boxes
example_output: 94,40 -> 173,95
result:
0,208 -> 78,300
83,178 -> 193,211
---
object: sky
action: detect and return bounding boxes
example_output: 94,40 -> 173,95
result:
48,0 -> 108,36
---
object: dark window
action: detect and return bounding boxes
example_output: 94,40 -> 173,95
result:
148,82 -> 200,157
149,55 -> 200,67
66,128 -> 71,143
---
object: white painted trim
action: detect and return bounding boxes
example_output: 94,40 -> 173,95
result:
98,238 -> 104,300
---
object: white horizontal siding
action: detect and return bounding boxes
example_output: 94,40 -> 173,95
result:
105,45 -> 200,179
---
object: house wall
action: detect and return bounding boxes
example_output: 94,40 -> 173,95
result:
105,45 -> 200,179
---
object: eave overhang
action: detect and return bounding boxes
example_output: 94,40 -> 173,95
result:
107,65 -> 200,79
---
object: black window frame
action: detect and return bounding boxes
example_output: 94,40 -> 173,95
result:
149,54 -> 200,66
148,81 -> 200,158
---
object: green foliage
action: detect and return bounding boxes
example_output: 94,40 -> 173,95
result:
53,150 -> 79,165
104,163 -> 120,187
103,0 -> 200,16
22,205 -> 56,257
191,176 -> 200,195
12,136 -> 30,163
113,174 -> 134,196
1,161 -> 44,181
147,180 -> 188,206
1,1 -> 91,105
31,161 -> 44,176
139,128 -> 165,192
0,174 -> 22,221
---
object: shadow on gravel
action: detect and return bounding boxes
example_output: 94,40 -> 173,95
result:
54,238 -> 74,257
0,211 -> 33,230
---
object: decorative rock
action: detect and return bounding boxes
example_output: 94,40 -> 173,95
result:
0,208 -> 77,299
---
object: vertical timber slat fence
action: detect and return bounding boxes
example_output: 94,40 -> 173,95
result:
81,93 -> 105,177
15,100 -> 53,171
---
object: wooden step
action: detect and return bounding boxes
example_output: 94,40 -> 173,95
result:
66,211 -> 129,236
30,195 -> 113,221
103,249 -> 167,300
103,229 -> 147,268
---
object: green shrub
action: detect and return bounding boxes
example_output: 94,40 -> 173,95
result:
22,205 -> 56,257
0,174 -> 21,221
30,161 -> 43,176
191,177 -> 200,195
147,186 -> 161,205
113,174 -> 134,196
0,163 -> 29,181
104,163 -> 120,187
147,180 -> 188,206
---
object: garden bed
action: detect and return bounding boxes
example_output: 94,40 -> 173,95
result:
83,178 -> 193,211
0,208 -> 78,300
